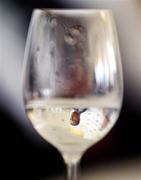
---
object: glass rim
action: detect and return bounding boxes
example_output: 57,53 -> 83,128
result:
33,8 -> 113,15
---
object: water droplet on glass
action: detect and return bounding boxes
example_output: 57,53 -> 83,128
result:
50,18 -> 58,28
50,42 -> 55,56
70,27 -> 81,36
55,71 -> 60,76
50,49 -> 54,56
37,46 -> 40,52
64,34 -> 77,45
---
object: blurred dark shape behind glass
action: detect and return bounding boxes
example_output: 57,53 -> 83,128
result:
0,0 -> 141,179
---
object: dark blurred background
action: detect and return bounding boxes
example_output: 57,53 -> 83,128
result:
0,0 -> 141,179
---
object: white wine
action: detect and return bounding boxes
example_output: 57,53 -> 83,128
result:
26,98 -> 120,155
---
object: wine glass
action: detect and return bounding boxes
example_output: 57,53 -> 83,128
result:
23,9 -> 123,180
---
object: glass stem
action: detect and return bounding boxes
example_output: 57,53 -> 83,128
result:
66,161 -> 78,180
63,153 -> 81,180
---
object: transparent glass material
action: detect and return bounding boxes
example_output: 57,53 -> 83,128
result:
23,9 -> 123,180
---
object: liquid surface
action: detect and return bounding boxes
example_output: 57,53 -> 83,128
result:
26,98 -> 120,154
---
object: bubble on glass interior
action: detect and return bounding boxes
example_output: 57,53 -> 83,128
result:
70,27 -> 81,37
64,24 -> 86,45
64,33 -> 77,46
36,46 -> 40,52
50,18 -> 58,28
